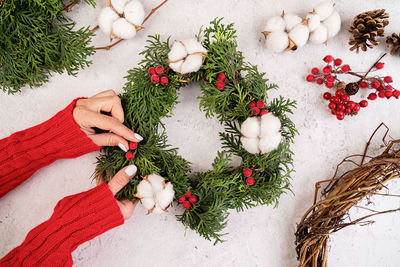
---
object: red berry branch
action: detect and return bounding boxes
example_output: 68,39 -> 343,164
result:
306,53 -> 399,120
178,190 -> 198,210
148,66 -> 169,85
249,100 -> 268,116
125,141 -> 138,159
243,168 -> 255,185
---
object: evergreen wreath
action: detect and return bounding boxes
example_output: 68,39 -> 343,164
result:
95,18 -> 297,244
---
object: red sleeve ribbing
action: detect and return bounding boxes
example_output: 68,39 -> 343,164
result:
0,98 -> 101,198
0,183 -> 124,267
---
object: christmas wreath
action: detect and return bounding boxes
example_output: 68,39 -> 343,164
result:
95,18 -> 297,244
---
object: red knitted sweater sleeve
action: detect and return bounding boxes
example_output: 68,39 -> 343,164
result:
0,98 -> 101,198
0,183 -> 124,266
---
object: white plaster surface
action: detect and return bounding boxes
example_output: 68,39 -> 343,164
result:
1,0 -> 400,266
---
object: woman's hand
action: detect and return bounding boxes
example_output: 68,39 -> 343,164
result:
73,90 -> 142,151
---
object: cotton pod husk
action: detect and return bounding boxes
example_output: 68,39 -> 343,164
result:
264,31 -> 290,53
263,15 -> 286,32
167,38 -> 207,74
98,7 -> 119,35
313,1 -> 334,21
309,24 -> 328,44
323,11 -> 341,38
288,24 -> 310,48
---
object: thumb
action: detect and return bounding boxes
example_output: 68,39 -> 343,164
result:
108,165 -> 137,195
88,133 -> 129,152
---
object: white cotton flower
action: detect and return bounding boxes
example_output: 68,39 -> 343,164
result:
323,11 -> 341,38
135,174 -> 175,214
288,24 -> 309,48
98,7 -> 119,35
111,0 -> 129,14
283,13 -> 302,32
263,16 -> 286,32
167,38 -> 207,74
314,1 -> 334,21
306,13 -> 320,31
112,18 -> 137,39
309,24 -> 328,44
124,0 -> 145,26
241,113 -> 282,154
265,31 -> 289,53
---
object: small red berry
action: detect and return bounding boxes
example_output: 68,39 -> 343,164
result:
386,85 -> 393,91
368,93 -> 377,100
246,177 -> 255,185
256,100 -> 265,108
335,89 -> 344,97
326,75 -> 335,83
344,108 -> 352,114
160,76 -> 169,85
148,67 -> 156,75
217,73 -> 226,81
250,101 -> 256,108
311,68 -> 319,74
316,78 -> 324,85
188,195 -> 198,204
331,96 -> 340,104
393,90 -> 400,98
182,201 -> 191,210
129,142 -> 138,150
125,151 -> 134,160
336,103 -> 345,112
325,82 -> 334,88
216,81 -> 225,90
385,90 -> 393,98
336,114 -> 345,120
260,109 -> 268,116
185,190 -> 192,197
336,110 -> 344,117
323,55 -> 333,63
243,168 -> 252,177
384,76 -> 393,83
353,104 -> 361,111
371,81 -> 380,89
155,66 -> 164,74
347,101 -> 355,109
323,67 -> 331,74
331,110 -> 336,115
375,62 -> 384,69
323,92 -> 331,100
360,100 -> 368,107
328,102 -> 336,110
178,196 -> 186,203
341,64 -> 350,72
341,94 -> 350,102
378,91 -> 385,98
359,81 -> 368,88
334,58 -> 342,66
151,75 -> 160,84
378,85 -> 384,91
252,107 -> 260,115
306,75 -> 315,82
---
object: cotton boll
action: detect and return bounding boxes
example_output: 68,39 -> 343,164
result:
148,174 -> 165,193
141,197 -> 155,210
284,13 -> 302,32
309,24 -> 328,44
153,204 -> 164,214
314,2 -> 334,21
124,0 -> 145,26
323,11 -> 341,38
155,183 -> 174,210
168,41 -> 187,61
260,113 -> 281,138
136,180 -> 153,198
306,13 -> 320,31
263,16 -> 286,32
111,0 -> 128,14
169,60 -> 183,73
241,137 -> 260,154
259,133 -> 281,154
181,38 -> 207,55
265,31 -> 289,53
112,18 -> 136,39
288,24 -> 309,48
240,117 -> 260,138
180,54 -> 203,74
98,7 -> 119,35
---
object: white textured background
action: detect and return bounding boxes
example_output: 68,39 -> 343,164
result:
1,0 -> 400,266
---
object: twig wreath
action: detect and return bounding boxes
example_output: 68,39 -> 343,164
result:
95,18 -> 297,244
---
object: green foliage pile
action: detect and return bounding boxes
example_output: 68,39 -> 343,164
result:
95,18 -> 297,244
0,0 -> 96,94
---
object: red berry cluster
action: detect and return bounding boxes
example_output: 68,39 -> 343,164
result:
178,190 -> 197,210
125,141 -> 138,160
243,168 -> 255,185
323,89 -> 362,120
148,66 -> 168,85
216,73 -> 226,90
306,55 -> 350,88
362,71 -> 399,100
249,100 -> 268,116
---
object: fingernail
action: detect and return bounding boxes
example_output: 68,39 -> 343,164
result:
134,133 -> 143,141
118,142 -> 127,152
125,165 -> 137,176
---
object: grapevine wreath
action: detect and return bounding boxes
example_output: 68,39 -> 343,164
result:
95,18 -> 297,244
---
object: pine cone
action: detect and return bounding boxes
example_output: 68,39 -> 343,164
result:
345,82 -> 359,95
386,33 -> 400,55
348,9 -> 389,52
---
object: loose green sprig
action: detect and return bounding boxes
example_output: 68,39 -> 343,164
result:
95,18 -> 297,244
